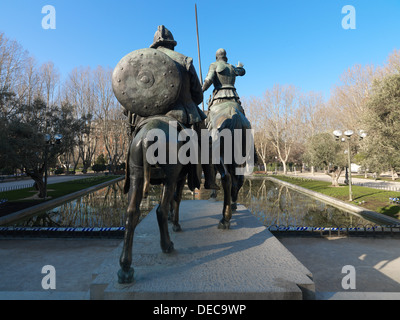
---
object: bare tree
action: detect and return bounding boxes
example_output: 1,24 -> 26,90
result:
65,66 -> 98,173
383,49 -> 400,74
0,32 -> 28,113
329,63 -> 379,130
245,85 -> 306,174
14,56 -> 41,105
262,84 -> 300,175
38,61 -> 60,107
93,66 -> 128,172
297,91 -> 329,174
244,96 -> 274,172
0,33 -> 27,92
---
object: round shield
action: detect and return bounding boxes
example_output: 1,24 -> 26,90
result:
112,48 -> 182,117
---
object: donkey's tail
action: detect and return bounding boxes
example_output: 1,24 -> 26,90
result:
142,141 -> 151,199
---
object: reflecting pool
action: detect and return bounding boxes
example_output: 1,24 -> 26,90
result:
11,177 -> 376,228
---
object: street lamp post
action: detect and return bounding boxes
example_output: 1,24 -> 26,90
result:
333,129 -> 367,202
333,130 -> 354,201
344,130 -> 354,202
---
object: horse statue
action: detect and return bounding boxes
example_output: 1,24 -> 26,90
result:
202,49 -> 253,230
117,116 -> 195,283
206,101 -> 252,229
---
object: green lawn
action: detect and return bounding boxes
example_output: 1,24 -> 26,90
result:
272,175 -> 400,220
0,175 -> 121,203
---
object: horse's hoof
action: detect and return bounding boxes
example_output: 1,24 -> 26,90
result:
218,219 -> 230,230
173,224 -> 182,232
118,268 -> 134,284
231,203 -> 237,212
209,190 -> 217,199
162,241 -> 175,254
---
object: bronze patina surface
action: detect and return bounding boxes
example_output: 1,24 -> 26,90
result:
112,48 -> 182,117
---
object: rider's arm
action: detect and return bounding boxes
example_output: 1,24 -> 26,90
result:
202,63 -> 216,92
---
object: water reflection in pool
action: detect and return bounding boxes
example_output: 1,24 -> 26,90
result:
14,177 -> 373,228
236,178 -> 371,227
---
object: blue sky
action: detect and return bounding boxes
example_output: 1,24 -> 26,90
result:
1,0 -> 400,102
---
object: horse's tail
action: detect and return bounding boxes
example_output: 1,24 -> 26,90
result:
124,136 -> 150,198
143,141 -> 151,199
123,146 -> 131,194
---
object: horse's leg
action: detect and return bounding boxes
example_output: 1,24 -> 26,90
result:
118,173 -> 143,284
168,197 -> 174,222
156,179 -> 176,253
172,175 -> 186,232
231,171 -> 244,212
230,168 -> 238,212
210,188 -> 217,199
209,164 -> 218,199
216,162 -> 232,230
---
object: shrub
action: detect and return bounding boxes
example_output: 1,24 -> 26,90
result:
54,167 -> 65,175
92,164 -> 107,173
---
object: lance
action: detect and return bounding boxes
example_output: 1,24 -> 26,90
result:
195,4 -> 205,112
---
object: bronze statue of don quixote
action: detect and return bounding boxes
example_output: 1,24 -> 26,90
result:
112,22 -> 253,284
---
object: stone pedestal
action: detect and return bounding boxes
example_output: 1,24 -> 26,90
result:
90,200 -> 315,300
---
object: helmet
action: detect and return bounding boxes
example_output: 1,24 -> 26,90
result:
150,25 -> 177,49
216,48 -> 228,62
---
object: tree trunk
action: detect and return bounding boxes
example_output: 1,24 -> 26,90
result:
328,168 -> 343,187
82,160 -> 91,174
332,169 -> 342,187
282,161 -> 287,175
28,172 -> 46,198
331,174 -> 340,187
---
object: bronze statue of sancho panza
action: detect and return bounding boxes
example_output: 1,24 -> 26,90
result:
113,25 -> 205,124
113,25 -> 219,191
149,25 -> 206,127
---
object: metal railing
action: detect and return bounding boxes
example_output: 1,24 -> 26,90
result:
1,223 -> 400,239
0,183 -> 35,205
269,224 -> 400,237
355,182 -> 400,192
0,226 -> 125,238
0,183 -> 35,193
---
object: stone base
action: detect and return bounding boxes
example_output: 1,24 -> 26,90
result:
90,200 -> 315,300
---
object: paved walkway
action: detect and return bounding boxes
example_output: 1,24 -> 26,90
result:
0,238 -> 122,300
1,228 -> 400,299
284,172 -> 400,191
1,236 -> 399,300
278,236 -> 400,300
